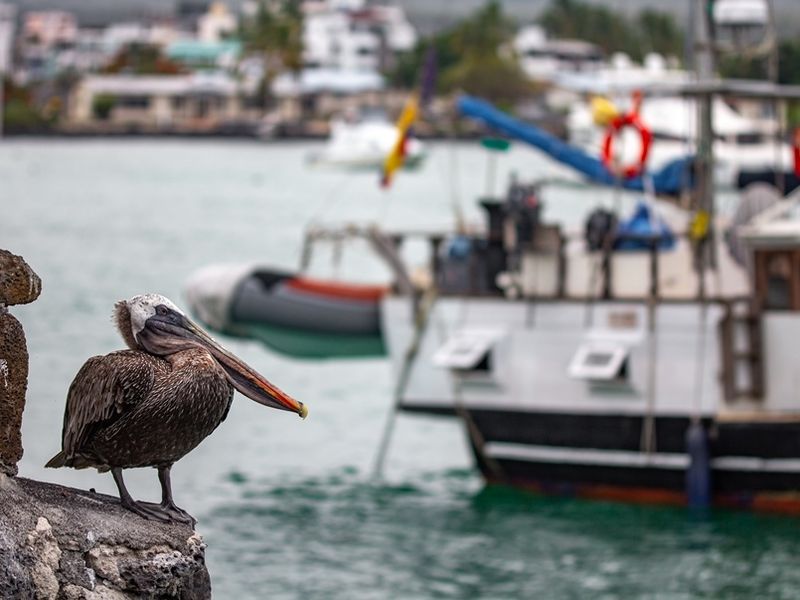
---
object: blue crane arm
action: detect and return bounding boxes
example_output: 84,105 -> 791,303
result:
457,94 -> 693,196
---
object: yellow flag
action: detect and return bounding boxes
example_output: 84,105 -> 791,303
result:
381,94 -> 419,188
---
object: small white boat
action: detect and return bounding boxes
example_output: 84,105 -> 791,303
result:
308,112 -> 426,171
184,264 -> 388,359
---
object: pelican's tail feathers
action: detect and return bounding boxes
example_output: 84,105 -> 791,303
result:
45,451 -> 67,468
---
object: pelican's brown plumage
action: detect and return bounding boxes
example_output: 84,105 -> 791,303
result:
46,294 -> 307,524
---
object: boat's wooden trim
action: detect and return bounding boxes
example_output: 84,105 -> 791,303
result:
485,477 -> 800,515
715,410 -> 800,423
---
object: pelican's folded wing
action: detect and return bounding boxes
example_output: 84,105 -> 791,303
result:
59,350 -> 167,461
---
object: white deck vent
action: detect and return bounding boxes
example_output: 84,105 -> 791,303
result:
568,341 -> 629,381
433,328 -> 505,372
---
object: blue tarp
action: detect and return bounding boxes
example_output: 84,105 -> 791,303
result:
457,95 -> 694,197
614,201 -> 676,251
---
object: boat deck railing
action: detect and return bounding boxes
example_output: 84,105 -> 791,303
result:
299,223 -> 752,306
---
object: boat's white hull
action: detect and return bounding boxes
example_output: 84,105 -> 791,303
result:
382,295 -> 800,512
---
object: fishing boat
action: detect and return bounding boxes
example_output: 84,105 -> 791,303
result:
377,174 -> 800,512
372,0 -> 800,514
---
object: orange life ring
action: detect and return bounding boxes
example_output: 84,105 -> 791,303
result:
601,99 -> 652,180
793,128 -> 800,177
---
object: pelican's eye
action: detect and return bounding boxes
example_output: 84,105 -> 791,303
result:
156,305 -> 169,317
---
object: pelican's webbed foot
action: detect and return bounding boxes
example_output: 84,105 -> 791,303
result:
122,497 -> 172,522
157,465 -> 196,527
160,501 -> 196,526
112,468 -> 171,522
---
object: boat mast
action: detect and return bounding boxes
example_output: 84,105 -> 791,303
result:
693,0 -> 717,270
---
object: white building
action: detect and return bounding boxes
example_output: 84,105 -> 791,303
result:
371,5 -> 416,53
303,8 -> 380,71
22,11 -> 78,50
514,25 -> 604,82
302,0 -> 416,72
16,10 -> 79,81
69,73 -> 245,130
271,67 -> 384,97
198,2 -> 237,43
0,2 -> 15,74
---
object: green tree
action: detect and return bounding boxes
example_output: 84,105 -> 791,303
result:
539,0 -> 642,60
240,0 -> 304,108
719,39 -> 800,126
638,10 -> 684,59
441,1 -> 531,104
719,40 -> 800,85
448,0 -> 514,62
241,0 -> 304,74
2,78 -> 53,134
103,43 -> 184,75
539,0 -> 683,63
92,94 -> 116,120
390,1 -> 531,105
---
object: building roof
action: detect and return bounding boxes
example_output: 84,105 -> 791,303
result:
165,39 -> 241,62
272,68 -> 384,97
80,72 -> 239,96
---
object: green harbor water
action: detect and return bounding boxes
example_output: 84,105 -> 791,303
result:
3,139 -> 799,599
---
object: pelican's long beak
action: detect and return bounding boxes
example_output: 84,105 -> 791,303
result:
181,317 -> 307,418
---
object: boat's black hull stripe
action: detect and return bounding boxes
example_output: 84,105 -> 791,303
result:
479,455 -> 800,493
401,404 -> 800,460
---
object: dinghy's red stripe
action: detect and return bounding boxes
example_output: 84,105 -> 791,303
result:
286,278 -> 388,302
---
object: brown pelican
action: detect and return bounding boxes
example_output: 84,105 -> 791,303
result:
46,294 -> 307,524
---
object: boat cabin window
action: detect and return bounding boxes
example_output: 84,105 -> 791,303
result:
568,342 -> 629,381
754,249 -> 800,310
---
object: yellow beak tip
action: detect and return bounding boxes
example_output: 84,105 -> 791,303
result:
299,404 -> 309,420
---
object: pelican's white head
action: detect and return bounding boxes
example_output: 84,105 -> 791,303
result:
114,294 -> 182,351
127,294 -> 183,337
111,293 -> 307,418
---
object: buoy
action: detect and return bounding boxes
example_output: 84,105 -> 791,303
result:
600,91 -> 652,180
685,421 -> 711,510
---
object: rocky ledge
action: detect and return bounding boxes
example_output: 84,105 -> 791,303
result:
0,475 -> 211,600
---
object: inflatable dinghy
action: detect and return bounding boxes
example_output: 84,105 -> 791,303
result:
184,264 -> 388,359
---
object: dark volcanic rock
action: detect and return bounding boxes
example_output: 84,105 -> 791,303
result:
0,250 -> 42,307
0,249 -> 40,476
0,309 -> 28,476
0,476 -> 211,599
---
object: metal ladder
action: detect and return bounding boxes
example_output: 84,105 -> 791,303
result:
719,301 -> 764,401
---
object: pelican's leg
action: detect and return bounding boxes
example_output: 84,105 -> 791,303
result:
111,467 -> 169,522
158,465 -> 196,526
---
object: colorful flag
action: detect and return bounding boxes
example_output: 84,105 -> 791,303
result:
380,47 -> 436,188
381,93 -> 419,188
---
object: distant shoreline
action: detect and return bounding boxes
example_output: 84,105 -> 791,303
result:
0,130 -> 489,141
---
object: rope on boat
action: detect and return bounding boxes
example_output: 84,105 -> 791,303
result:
640,293 -> 659,455
640,173 -> 661,456
371,287 -> 437,479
